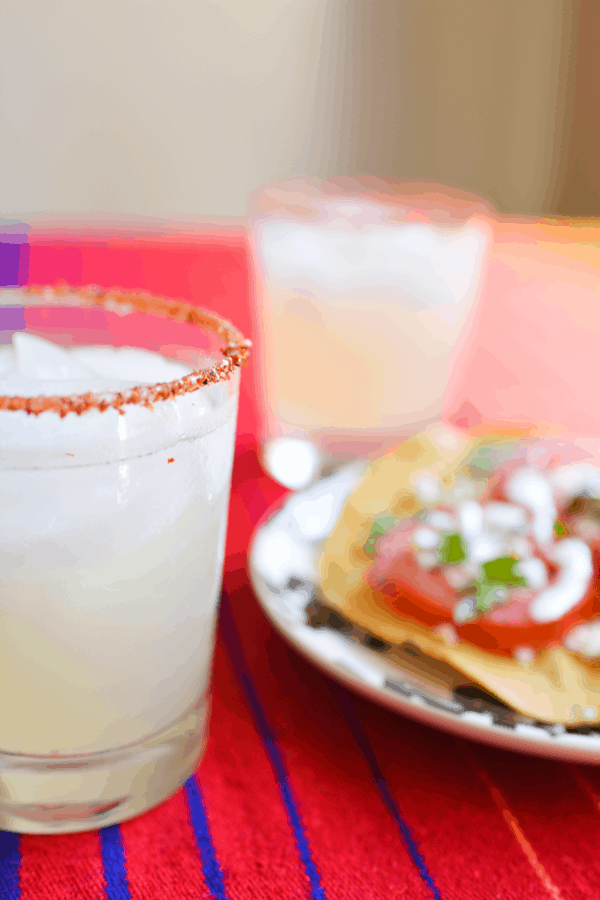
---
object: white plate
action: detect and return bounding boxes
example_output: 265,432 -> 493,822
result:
248,466 -> 600,763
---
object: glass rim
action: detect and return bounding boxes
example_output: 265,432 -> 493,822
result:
248,176 -> 497,225
0,283 -> 251,416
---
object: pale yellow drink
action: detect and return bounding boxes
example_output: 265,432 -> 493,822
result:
0,288 -> 245,833
250,181 -> 492,484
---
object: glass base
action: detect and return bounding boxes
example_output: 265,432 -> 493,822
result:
261,418 -> 443,490
0,696 -> 209,834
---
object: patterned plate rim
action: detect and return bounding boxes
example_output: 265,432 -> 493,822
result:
248,467 -> 600,764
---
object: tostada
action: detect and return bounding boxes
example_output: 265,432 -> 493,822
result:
319,423 -> 600,725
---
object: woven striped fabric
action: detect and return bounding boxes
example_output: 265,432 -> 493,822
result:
1,440 -> 600,900
2,222 -> 600,898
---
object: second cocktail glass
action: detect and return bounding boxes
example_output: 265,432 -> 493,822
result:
250,177 -> 494,488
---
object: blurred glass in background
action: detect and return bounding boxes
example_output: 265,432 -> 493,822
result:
250,178 -> 493,488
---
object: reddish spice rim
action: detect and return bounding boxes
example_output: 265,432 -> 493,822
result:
0,284 -> 251,417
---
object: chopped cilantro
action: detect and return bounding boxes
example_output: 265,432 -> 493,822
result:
482,556 -> 526,587
469,556 -> 526,614
469,446 -> 493,472
554,519 -> 567,538
363,515 -> 397,557
474,579 -> 507,613
438,532 -> 467,565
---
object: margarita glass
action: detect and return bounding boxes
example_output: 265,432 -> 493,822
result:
0,284 -> 249,834
250,177 -> 494,489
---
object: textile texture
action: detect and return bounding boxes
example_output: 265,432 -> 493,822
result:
1,225 -> 600,899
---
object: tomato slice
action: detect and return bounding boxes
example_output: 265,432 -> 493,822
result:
363,437 -> 600,659
369,540 -> 600,657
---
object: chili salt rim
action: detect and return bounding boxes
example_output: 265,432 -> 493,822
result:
0,284 -> 251,417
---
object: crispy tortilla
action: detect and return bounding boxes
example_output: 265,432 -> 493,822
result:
319,426 -> 600,725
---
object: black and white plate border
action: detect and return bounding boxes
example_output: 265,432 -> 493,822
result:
248,466 -> 600,763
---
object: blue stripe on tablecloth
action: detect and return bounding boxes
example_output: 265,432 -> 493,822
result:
184,776 -> 229,900
220,591 -> 327,900
0,831 -> 20,900
328,680 -> 443,900
100,825 -> 131,900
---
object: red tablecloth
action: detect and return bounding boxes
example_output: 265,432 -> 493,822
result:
2,224 -> 600,899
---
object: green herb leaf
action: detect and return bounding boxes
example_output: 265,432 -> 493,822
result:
482,556 -> 526,587
438,532 -> 467,565
554,519 -> 567,538
363,515 -> 397,558
469,446 -> 493,472
474,578 -> 508,613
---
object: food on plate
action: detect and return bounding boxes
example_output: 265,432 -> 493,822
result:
319,423 -> 600,724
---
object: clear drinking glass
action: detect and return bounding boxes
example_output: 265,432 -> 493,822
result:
249,177 -> 494,489
0,284 -> 249,834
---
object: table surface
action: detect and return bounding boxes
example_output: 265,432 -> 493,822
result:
2,220 -> 600,899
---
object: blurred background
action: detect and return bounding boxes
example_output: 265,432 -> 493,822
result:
1,0 -> 599,220
3,0 -> 600,452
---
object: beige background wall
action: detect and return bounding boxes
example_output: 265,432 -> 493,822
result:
0,1 -> 592,220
